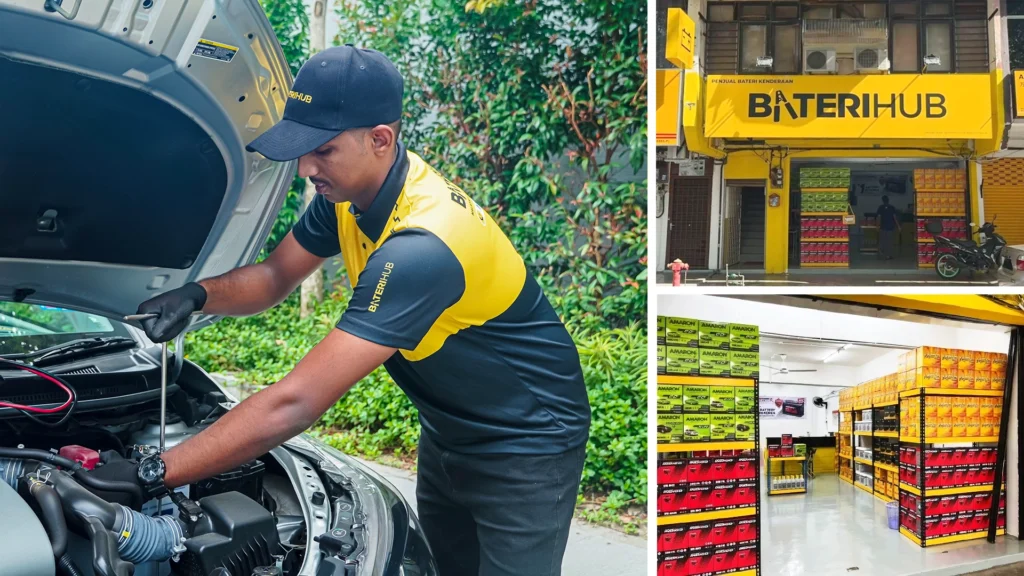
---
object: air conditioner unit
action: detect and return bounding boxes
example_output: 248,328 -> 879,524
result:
854,47 -> 889,71
804,49 -> 836,73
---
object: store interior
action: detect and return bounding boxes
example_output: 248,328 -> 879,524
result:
657,295 -> 1024,576
789,159 -> 967,271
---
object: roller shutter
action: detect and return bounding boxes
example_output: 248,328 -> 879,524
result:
982,160 -> 1024,245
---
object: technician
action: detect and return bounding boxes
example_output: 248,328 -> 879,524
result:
119,46 -> 591,576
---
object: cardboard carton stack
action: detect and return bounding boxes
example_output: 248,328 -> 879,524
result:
895,348 -> 1007,393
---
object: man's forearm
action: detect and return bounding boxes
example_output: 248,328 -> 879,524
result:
198,264 -> 289,317
161,382 -> 317,488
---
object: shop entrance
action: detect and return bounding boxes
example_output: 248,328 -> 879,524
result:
790,159 -> 968,272
723,184 -> 766,268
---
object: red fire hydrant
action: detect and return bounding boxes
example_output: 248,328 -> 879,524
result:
670,259 -> 689,286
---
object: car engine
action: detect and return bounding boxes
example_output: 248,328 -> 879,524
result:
0,412 -> 313,576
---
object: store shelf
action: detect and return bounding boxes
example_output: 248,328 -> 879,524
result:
900,482 -> 922,496
840,475 -> 854,485
854,404 -> 872,410
900,437 -> 1000,444
854,431 -> 872,437
916,188 -> 966,193
855,457 -> 873,466
656,507 -> 757,526
801,188 -> 849,192
855,482 -> 874,495
927,484 -> 995,496
769,488 -> 807,495
658,375 -> 756,387
918,264 -> 934,268
875,492 -> 896,503
769,456 -> 807,462
875,462 -> 898,473
918,238 -> 936,244
801,263 -> 849,268
838,453 -> 852,460
900,388 -> 1004,398
800,238 -> 850,243
901,526 -> 1005,547
874,400 -> 899,408
801,212 -> 848,216
658,441 -> 756,452
874,431 -> 899,438
918,212 -> 966,217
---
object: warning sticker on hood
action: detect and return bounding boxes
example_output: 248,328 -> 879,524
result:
193,39 -> 238,62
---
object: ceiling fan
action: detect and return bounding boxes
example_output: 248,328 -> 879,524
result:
760,353 -> 818,378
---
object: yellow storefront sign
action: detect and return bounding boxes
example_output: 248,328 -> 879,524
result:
1015,70 -> 1024,118
704,74 -> 993,139
656,70 -> 681,146
665,8 -> 695,70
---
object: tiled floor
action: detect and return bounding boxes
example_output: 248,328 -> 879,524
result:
761,475 -> 1024,576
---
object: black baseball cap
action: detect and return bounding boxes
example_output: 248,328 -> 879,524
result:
245,45 -> 403,161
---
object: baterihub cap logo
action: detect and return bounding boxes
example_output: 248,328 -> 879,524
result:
749,90 -> 948,122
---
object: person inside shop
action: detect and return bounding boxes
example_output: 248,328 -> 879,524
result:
877,195 -> 901,260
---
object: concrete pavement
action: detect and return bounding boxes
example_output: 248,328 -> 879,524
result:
354,457 -> 647,575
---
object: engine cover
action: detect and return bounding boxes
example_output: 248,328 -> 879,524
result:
0,479 -> 55,576
179,491 -> 281,576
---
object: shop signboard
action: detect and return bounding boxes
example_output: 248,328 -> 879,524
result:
1015,70 -> 1024,118
759,396 -> 806,419
665,8 -> 695,70
704,74 -> 993,140
656,69 -> 682,146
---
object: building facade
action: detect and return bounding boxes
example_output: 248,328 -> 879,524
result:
657,0 -> 1024,276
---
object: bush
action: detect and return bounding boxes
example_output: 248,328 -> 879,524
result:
184,291 -> 646,505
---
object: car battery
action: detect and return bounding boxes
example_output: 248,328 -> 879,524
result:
192,458 -> 266,503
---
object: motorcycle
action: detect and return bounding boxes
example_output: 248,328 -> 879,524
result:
928,217 -> 1007,280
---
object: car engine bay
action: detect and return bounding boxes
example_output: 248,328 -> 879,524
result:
0,358 -> 368,576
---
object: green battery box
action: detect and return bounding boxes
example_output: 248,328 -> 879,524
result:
683,386 -> 710,414
657,316 -> 666,346
729,323 -> 759,351
667,346 -> 699,376
699,349 -> 731,376
684,414 -> 711,442
730,351 -> 760,378
734,414 -> 755,441
699,321 -> 730,349
710,414 -> 736,441
795,444 -> 807,457
657,413 -> 684,444
666,317 -> 698,347
710,386 -> 735,413
657,345 -> 667,375
657,384 -> 683,414
735,387 -> 755,413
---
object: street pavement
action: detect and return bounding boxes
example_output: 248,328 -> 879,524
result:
354,457 -> 647,575
655,269 -> 1006,286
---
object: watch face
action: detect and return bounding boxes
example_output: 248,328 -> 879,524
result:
139,457 -> 165,484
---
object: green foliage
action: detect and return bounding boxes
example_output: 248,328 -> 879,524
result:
260,0 -> 310,76
335,0 -> 648,329
184,294 -> 646,505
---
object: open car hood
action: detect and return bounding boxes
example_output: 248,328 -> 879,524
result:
0,0 -> 295,327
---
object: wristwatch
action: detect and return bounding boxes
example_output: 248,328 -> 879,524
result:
137,453 -> 168,499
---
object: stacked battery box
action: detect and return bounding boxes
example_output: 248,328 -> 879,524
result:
657,317 -> 761,576
913,168 -> 968,268
799,167 -> 850,268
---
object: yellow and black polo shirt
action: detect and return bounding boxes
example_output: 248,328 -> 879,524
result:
293,143 -> 591,455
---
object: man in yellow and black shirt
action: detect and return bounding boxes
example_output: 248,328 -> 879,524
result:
128,46 -> 591,575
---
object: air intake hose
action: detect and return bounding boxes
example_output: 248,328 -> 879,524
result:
114,505 -> 186,563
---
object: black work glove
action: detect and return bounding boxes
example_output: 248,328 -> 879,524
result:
137,282 -> 207,343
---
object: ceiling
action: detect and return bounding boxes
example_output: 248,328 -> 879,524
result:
758,336 -> 900,367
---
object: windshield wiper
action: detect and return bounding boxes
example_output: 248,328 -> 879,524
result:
0,336 -> 136,366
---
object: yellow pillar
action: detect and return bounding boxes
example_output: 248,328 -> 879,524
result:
765,156 -> 791,274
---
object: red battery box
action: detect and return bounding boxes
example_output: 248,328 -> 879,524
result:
734,456 -> 757,480
735,518 -> 758,543
685,459 -> 712,484
658,460 -> 687,485
658,553 -> 687,576
658,488 -> 687,515
684,484 -> 714,511
734,544 -> 758,571
658,526 -> 687,553
710,458 -> 734,481
711,520 -> 736,546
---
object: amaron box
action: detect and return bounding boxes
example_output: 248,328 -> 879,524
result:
734,414 -> 755,441
666,317 -> 699,347
699,321 -> 731,350
657,345 -> 667,375
667,346 -> 699,376
735,388 -> 755,414
728,323 -> 759,351
729,351 -> 759,378
699,348 -> 731,376
710,386 -> 735,413
684,386 -> 710,413
684,414 -> 711,442
657,316 -> 666,346
658,384 -> 683,413
658,413 -> 684,443
710,414 -> 736,441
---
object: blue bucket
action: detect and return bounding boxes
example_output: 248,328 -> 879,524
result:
886,501 -> 899,530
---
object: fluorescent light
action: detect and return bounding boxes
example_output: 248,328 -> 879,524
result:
823,343 -> 850,363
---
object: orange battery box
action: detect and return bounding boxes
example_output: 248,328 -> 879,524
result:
936,417 -> 952,438
915,367 -> 941,388
957,369 -> 975,389
940,349 -> 958,370
975,352 -> 991,372
906,350 -> 918,372
975,372 -> 992,390
924,398 -> 938,418
951,398 -> 966,418
980,418 -> 994,438
957,349 -> 974,371
940,369 -> 957,389
952,418 -> 966,438
936,397 -> 952,418
991,353 -> 1008,372
992,371 -> 1006,391
966,417 -> 980,437
917,347 -> 941,369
